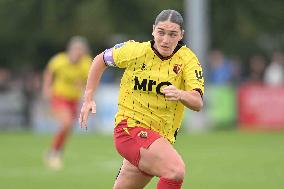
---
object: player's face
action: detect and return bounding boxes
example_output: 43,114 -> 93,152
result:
152,21 -> 183,57
68,43 -> 87,63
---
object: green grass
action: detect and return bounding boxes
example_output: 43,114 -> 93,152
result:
0,131 -> 284,189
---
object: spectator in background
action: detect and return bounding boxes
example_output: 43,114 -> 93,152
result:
264,51 -> 284,86
42,36 -> 92,170
207,49 -> 235,85
22,69 -> 42,128
230,56 -> 243,85
0,67 -> 11,91
245,54 -> 267,84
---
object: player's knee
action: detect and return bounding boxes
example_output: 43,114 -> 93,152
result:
62,117 -> 73,128
113,184 -> 122,189
113,174 -> 124,189
112,173 -> 132,189
162,160 -> 185,181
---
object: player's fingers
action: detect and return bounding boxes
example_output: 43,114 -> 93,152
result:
82,110 -> 89,128
80,111 -> 87,128
164,85 -> 175,89
91,102 -> 96,114
163,85 -> 176,91
91,107 -> 96,113
165,91 -> 180,101
163,87 -> 177,95
79,113 -> 83,128
79,107 -> 87,128
164,92 -> 175,97
166,96 -> 177,101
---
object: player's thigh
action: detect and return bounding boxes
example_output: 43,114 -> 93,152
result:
113,159 -> 152,189
138,137 -> 185,177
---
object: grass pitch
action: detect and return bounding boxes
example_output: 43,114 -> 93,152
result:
0,131 -> 283,189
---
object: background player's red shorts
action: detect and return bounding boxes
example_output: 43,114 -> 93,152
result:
114,119 -> 161,167
51,96 -> 78,119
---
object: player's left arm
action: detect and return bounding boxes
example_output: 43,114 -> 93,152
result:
163,56 -> 204,111
163,85 -> 203,111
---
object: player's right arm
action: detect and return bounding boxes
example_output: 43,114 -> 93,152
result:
42,68 -> 53,100
79,41 -> 142,128
79,52 -> 107,129
42,53 -> 63,100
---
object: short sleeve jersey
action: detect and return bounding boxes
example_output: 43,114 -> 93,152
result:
104,41 -> 204,143
48,53 -> 92,100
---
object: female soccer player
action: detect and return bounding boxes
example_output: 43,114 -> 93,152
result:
79,9 -> 204,189
43,36 -> 91,170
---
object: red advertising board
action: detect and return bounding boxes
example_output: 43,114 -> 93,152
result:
238,84 -> 284,129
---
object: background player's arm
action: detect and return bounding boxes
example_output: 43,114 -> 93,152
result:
42,67 -> 53,100
163,85 -> 203,111
79,52 -> 107,128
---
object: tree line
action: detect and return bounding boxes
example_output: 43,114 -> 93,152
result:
0,0 -> 283,72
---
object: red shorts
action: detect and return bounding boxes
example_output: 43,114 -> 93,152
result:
114,119 -> 161,167
51,96 -> 78,118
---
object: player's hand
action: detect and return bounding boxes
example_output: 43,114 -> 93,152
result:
162,85 -> 183,101
79,100 -> 96,129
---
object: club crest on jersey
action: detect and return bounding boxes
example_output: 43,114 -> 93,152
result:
173,64 -> 182,74
138,131 -> 148,138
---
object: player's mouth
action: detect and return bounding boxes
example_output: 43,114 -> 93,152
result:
161,45 -> 170,50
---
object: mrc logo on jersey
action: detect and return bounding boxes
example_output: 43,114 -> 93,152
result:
134,76 -> 172,95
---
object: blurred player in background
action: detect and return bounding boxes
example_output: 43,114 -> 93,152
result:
80,9 -> 204,189
42,36 -> 92,170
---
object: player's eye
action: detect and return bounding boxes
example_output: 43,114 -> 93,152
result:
169,33 -> 178,38
158,31 -> 165,36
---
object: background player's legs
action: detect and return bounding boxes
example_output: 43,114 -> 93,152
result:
46,107 -> 74,170
139,137 -> 185,189
51,107 -> 73,151
113,159 -> 153,189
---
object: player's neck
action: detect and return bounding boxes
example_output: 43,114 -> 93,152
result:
150,40 -> 183,60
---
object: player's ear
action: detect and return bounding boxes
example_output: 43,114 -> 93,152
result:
152,25 -> 155,36
179,29 -> 185,41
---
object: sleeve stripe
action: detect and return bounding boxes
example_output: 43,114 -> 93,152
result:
193,88 -> 203,99
103,48 -> 117,67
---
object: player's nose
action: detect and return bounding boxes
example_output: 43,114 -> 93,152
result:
162,35 -> 170,44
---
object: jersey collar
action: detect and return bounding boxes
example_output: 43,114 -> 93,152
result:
150,40 -> 184,61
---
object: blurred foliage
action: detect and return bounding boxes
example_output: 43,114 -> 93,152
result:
210,0 -> 284,58
0,0 -> 283,71
0,0 -> 182,71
